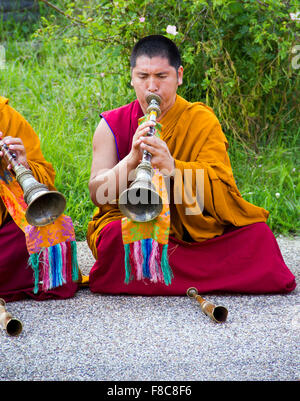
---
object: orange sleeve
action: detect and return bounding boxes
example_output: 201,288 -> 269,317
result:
158,96 -> 269,242
172,116 -> 269,242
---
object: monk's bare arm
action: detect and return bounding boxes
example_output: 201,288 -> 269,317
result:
89,119 -> 126,206
89,117 -> 167,207
89,119 -> 150,207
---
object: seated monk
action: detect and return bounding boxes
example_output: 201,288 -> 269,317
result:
87,35 -> 296,295
0,96 -> 79,302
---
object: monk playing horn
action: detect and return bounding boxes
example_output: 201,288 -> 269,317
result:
87,35 -> 296,295
0,97 -> 80,302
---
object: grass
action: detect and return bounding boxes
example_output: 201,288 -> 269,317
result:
0,26 -> 299,240
229,141 -> 299,236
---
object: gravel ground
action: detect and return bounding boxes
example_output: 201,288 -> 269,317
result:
0,237 -> 299,382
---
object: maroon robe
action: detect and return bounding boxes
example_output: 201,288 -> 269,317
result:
87,101 -> 296,295
89,220 -> 295,295
0,217 -> 78,302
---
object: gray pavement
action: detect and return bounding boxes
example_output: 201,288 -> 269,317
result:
0,237 -> 299,382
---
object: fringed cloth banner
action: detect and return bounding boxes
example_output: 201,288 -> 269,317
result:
0,168 -> 79,294
121,116 -> 173,286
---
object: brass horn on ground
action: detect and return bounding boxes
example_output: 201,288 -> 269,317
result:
187,287 -> 228,323
0,140 -> 66,227
0,298 -> 23,336
118,93 -> 163,222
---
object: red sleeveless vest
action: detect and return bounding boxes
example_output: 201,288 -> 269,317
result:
101,100 -> 144,161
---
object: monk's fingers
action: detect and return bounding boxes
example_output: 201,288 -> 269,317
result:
140,142 -> 166,160
132,132 -> 148,148
136,128 -> 154,141
133,121 -> 156,141
3,137 -> 24,146
132,137 -> 145,153
138,120 -> 156,131
140,135 -> 166,151
133,133 -> 156,154
2,138 -> 26,157
1,135 -> 13,143
5,143 -> 26,153
140,141 -> 156,153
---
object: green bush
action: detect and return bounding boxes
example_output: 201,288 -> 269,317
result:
35,0 -> 299,147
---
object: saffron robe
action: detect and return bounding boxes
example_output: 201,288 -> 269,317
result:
0,97 -> 78,301
87,95 -> 296,294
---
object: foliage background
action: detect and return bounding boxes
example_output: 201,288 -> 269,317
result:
0,0 -> 299,239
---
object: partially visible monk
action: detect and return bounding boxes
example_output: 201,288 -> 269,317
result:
0,97 -> 78,302
87,35 -> 296,295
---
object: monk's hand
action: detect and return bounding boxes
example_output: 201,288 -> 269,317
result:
128,120 -> 156,167
0,135 -> 30,170
140,134 -> 175,176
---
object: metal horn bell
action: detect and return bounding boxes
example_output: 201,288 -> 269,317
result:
187,287 -> 228,323
0,298 -> 23,337
118,94 -> 163,222
0,140 -> 66,227
15,162 -> 66,227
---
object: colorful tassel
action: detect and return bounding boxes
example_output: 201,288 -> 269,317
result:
61,242 -> 67,284
133,241 -> 143,280
161,244 -> 173,286
70,240 -> 79,281
42,249 -> 50,291
49,244 -> 63,288
123,240 -> 173,286
149,240 -> 159,283
28,252 -> 41,294
124,243 -> 132,284
142,239 -> 152,279
28,240 -> 79,293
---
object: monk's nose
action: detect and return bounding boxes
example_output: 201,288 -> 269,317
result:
147,77 -> 158,92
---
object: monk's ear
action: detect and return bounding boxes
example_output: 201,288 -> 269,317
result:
177,66 -> 183,86
130,67 -> 134,86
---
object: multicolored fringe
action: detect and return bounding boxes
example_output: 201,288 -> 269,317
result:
124,239 -> 173,286
28,240 -> 79,294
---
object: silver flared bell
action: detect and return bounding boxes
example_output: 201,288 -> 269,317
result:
118,93 -> 163,222
14,163 -> 66,227
0,140 -> 66,227
118,160 -> 163,222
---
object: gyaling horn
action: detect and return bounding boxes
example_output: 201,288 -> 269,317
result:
118,93 -> 163,222
0,298 -> 23,337
0,140 -> 66,227
187,287 -> 228,323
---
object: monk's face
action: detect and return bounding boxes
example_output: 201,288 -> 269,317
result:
131,55 -> 183,119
